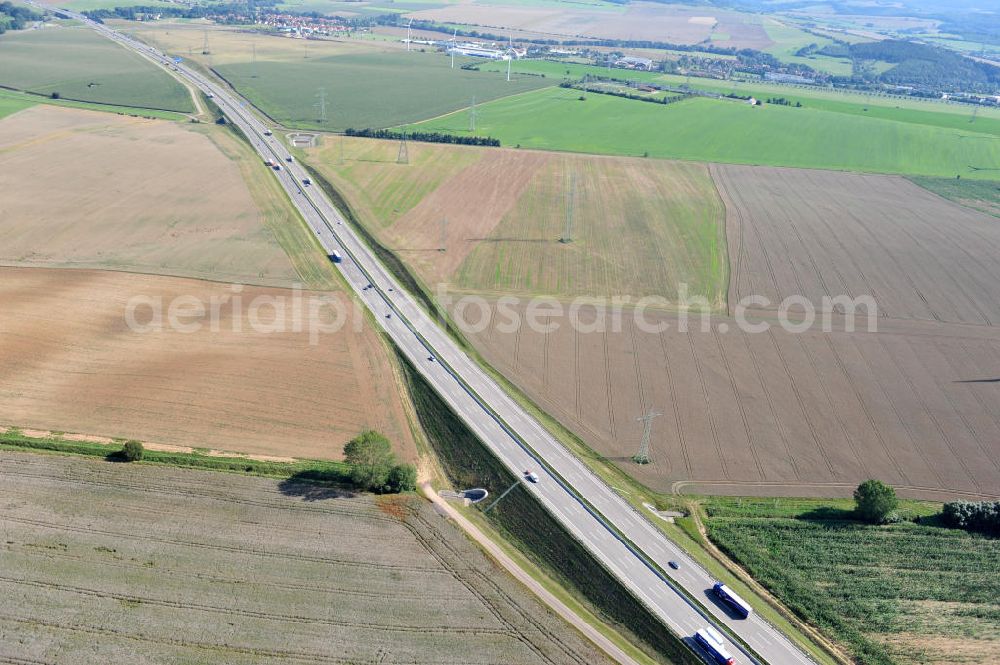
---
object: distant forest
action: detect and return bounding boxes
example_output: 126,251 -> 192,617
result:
822,40 -> 1000,93
0,1 -> 41,33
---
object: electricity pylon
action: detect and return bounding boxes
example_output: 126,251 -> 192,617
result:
633,408 -> 662,465
315,87 -> 327,123
397,130 -> 409,164
560,173 -> 576,243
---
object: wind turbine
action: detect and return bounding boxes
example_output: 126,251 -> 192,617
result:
406,18 -> 412,52
449,27 -> 457,68
505,33 -> 515,82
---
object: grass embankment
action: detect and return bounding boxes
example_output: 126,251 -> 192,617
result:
0,429 -> 351,482
701,497 -> 1000,665
399,355 -> 701,665
0,26 -> 193,112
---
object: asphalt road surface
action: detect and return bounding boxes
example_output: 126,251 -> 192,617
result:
40,9 -> 818,664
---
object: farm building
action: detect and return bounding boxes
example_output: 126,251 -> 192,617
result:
616,56 -> 654,71
447,43 -> 505,60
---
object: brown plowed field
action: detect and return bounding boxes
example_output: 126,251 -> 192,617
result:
506,164 -> 1000,500
0,267 -> 416,461
0,451 -> 612,665
464,301 -> 1000,500
714,164 -> 1000,326
315,140 -> 1000,499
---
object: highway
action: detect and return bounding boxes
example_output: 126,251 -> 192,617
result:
49,9 -> 818,664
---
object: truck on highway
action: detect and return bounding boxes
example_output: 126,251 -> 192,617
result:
694,627 -> 735,665
264,159 -> 274,167
328,250 -> 343,263
713,583 -> 753,619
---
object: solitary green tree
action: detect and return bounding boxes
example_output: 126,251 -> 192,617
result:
853,479 -> 898,524
387,464 -> 417,493
343,431 -> 395,492
121,440 -> 144,462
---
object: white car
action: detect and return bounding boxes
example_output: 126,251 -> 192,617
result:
524,470 -> 539,483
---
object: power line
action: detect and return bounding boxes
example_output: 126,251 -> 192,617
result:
314,87 -> 327,124
633,408 -> 662,465
560,172 -> 575,244
397,129 -> 409,164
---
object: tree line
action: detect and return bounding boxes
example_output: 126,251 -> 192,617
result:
345,128 -> 500,147
942,501 -> 1000,535
0,1 -> 42,34
84,0 -> 278,22
112,430 -> 417,494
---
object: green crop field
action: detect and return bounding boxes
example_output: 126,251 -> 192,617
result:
0,87 -> 185,120
704,497 -> 1000,665
304,136 -> 727,303
761,19 -> 856,76
911,176 -> 1000,217
480,58 -> 1000,133
413,87 -> 1000,178
216,50 -> 553,131
0,92 -> 34,119
0,26 -> 193,112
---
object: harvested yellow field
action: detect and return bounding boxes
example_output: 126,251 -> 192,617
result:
0,104 -> 312,287
119,20 -> 368,67
456,153 -> 726,303
0,267 -> 417,462
307,138 -> 728,302
406,2 -> 770,49
312,135 -> 484,231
